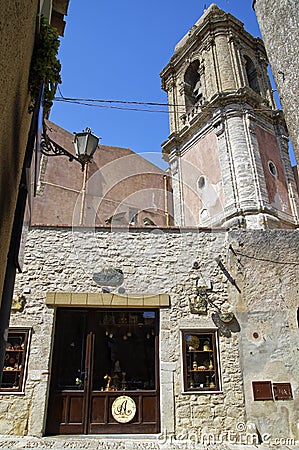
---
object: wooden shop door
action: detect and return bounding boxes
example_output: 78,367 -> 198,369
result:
46,308 -> 160,435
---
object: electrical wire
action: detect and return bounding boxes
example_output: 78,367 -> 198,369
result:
53,95 -> 282,115
55,96 -> 170,107
57,85 -> 64,98
54,98 -> 169,113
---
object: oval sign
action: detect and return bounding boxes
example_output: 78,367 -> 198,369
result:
111,395 -> 136,423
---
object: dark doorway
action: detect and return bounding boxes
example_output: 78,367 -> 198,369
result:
46,308 -> 160,435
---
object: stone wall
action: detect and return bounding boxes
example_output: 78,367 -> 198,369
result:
228,229 -> 299,441
0,0 -> 38,303
33,121 -> 171,228
253,0 -> 299,165
2,226 -> 299,442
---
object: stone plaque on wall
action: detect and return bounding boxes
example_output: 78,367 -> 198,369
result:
93,268 -> 124,287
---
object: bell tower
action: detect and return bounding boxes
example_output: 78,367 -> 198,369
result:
161,4 -> 299,229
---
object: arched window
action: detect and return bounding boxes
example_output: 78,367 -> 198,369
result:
245,56 -> 260,94
184,60 -> 203,110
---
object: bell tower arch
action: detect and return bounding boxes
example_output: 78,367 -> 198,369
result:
161,4 -> 299,229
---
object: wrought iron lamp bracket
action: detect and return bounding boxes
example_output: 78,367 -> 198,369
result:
40,132 -> 85,171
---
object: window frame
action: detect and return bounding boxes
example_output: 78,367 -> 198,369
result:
0,327 -> 31,395
181,328 -> 222,394
244,55 -> 261,95
268,160 -> 278,177
183,60 -> 203,110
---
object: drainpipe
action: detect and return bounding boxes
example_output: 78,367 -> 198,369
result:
163,175 -> 170,226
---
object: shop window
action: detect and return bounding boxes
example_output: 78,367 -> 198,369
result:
0,328 -> 31,393
53,309 -> 158,392
94,311 -> 157,391
182,330 -> 220,392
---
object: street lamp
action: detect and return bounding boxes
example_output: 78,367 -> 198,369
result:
41,127 -> 99,171
73,128 -> 99,167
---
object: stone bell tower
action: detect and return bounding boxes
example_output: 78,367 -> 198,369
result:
161,4 -> 299,229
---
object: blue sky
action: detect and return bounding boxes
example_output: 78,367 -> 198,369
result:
50,1 -> 262,167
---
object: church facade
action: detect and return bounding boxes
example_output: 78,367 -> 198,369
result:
1,5 -> 299,446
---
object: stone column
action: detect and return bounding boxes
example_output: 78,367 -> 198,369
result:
164,77 -> 178,135
228,34 -> 242,90
213,115 -> 238,218
169,153 -> 185,226
215,32 -> 237,92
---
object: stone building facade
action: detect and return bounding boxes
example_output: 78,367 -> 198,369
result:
2,227 -> 299,444
0,4 -> 299,448
253,0 -> 299,168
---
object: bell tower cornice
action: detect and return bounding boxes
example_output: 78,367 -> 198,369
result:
162,88 -> 284,159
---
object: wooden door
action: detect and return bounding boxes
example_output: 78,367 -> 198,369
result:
46,310 -> 88,434
46,308 -> 160,435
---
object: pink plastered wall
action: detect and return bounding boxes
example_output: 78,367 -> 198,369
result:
181,130 -> 224,225
256,126 -> 292,215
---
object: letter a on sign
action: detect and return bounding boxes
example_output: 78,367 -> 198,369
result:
111,395 -> 137,423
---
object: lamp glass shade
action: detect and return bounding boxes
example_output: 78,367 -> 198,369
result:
74,129 -> 99,163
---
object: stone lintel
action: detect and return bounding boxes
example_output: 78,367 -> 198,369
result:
46,292 -> 170,308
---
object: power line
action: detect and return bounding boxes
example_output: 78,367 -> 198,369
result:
53,95 -> 283,115
55,96 -> 170,107
54,98 -> 169,113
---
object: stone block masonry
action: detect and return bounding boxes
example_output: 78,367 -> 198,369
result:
1,226 -> 298,444
253,0 -> 299,166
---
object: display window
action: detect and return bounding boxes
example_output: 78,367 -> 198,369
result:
182,329 -> 221,392
55,309 -> 157,392
0,328 -> 31,393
